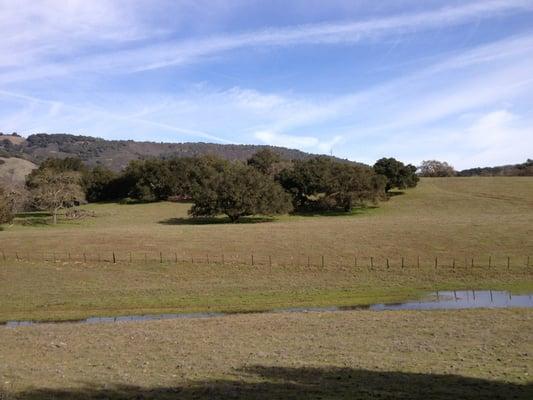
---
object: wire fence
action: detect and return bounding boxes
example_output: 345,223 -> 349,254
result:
0,249 -> 530,271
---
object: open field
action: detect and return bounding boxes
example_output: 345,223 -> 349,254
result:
0,177 -> 532,322
0,309 -> 531,399
1,177 -> 533,261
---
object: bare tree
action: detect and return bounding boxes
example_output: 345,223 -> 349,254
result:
28,170 -> 85,224
419,160 -> 456,177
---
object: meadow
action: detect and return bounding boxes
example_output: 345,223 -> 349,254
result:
0,177 -> 531,322
0,176 -> 532,398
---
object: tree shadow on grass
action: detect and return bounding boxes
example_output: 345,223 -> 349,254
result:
11,365 -> 533,400
387,190 -> 405,198
158,216 -> 276,225
292,206 -> 379,218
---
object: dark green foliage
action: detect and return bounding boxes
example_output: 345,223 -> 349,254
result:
190,162 -> 293,222
278,157 -> 385,212
373,157 -> 419,192
82,167 -> 122,202
247,149 -> 282,176
458,159 -> 533,177
39,157 -> 86,172
122,159 -> 175,202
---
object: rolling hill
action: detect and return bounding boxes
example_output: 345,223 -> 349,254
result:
0,133 -> 330,171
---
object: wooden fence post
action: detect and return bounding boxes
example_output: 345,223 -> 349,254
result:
269,255 -> 272,270
112,252 -> 116,264
507,256 -> 510,270
471,257 -> 474,268
354,257 -> 358,268
417,256 -> 420,269
452,258 -> 456,269
160,252 -> 163,264
1,250 -> 5,262
307,255 -> 311,268
370,257 -> 374,269
251,254 -> 254,266
321,255 -> 325,269
434,257 -> 438,269
401,257 -> 404,269
488,256 -> 492,268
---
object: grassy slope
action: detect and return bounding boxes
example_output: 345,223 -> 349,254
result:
0,177 -> 531,321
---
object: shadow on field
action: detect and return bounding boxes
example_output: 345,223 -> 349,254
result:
11,365 -> 533,400
159,216 -> 276,225
292,205 -> 378,217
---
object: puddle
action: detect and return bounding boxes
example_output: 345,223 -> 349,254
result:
2,290 -> 532,327
368,290 -> 533,311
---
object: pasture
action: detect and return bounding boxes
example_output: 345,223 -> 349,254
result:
0,177 -> 532,322
0,176 -> 532,398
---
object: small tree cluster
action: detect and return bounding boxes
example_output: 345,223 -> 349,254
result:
418,160 -> 456,177
278,157 -> 386,212
190,162 -> 293,222
373,157 -> 419,192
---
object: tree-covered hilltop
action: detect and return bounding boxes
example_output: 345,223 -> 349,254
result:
0,133 -> 347,171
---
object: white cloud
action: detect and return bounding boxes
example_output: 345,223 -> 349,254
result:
254,130 -> 343,153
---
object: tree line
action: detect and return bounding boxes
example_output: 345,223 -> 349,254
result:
0,150 -> 421,224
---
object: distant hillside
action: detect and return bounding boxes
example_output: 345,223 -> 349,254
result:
0,133 -> 341,171
0,157 -> 37,186
458,159 -> 533,177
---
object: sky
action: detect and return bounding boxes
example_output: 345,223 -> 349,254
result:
1,0 -> 533,169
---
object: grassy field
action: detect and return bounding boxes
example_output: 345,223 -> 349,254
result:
0,309 -> 531,399
0,177 -> 532,322
0,176 -> 532,398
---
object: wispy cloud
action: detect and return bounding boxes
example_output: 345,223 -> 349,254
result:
1,0 -> 532,83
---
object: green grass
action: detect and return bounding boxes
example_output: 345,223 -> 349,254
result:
0,177 -> 532,321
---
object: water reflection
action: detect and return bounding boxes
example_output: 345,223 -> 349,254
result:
3,290 -> 532,327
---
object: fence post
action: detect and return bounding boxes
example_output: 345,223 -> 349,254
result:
488,256 -> 492,268
370,257 -> 374,269
354,257 -> 358,268
269,255 -> 272,270
1,250 -> 5,262
206,253 -> 210,265
251,254 -> 254,266
15,252 -> 19,261
507,256 -> 510,270
160,252 -> 163,264
83,253 -> 87,263
174,252 -> 178,264
452,258 -> 456,269
417,256 -> 420,269
471,257 -> 474,268
68,252 -> 71,262
527,256 -> 530,268
307,255 -> 311,268
112,252 -> 116,264
401,257 -> 404,269
434,257 -> 438,269
386,258 -> 390,269
321,255 -> 325,269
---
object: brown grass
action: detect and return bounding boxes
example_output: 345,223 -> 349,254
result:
0,309 -> 531,399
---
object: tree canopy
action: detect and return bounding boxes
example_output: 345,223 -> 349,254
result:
278,157 -> 386,212
190,162 -> 293,222
373,157 -> 419,192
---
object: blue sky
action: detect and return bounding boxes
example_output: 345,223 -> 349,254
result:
1,0 -> 533,168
